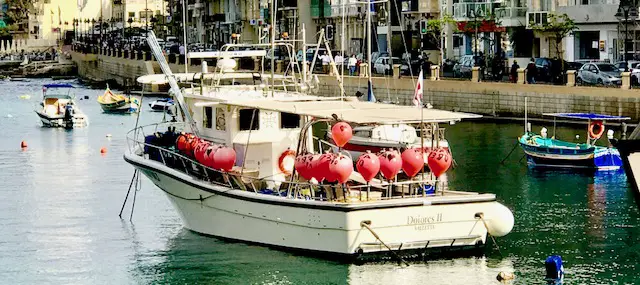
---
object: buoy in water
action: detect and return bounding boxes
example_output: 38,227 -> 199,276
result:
545,255 -> 564,282
106,134 -> 112,138
100,147 -> 107,154
496,272 -> 515,282
20,141 -> 27,148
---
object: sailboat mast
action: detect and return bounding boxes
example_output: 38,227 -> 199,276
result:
367,0 -> 372,83
271,0 -> 277,98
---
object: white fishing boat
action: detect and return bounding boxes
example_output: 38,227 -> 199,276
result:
122,31 -> 514,262
35,83 -> 88,128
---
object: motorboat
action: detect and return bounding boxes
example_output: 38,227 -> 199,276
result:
123,32 -> 514,262
613,123 -> 640,205
97,88 -> 139,113
35,83 -> 88,128
148,98 -> 174,112
519,113 -> 629,170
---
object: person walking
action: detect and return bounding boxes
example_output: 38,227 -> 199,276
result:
510,61 -> 519,83
348,54 -> 357,76
526,58 -> 537,84
321,52 -> 330,74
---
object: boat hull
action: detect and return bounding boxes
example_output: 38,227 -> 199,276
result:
35,111 -> 87,128
124,152 -> 511,259
614,139 -> 640,204
99,101 -> 138,113
519,134 -> 622,170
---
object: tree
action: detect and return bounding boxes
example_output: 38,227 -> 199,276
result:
3,0 -> 36,33
530,13 -> 578,80
424,14 -> 456,52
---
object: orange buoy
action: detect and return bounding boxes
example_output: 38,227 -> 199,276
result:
100,147 -> 107,154
20,141 -> 27,148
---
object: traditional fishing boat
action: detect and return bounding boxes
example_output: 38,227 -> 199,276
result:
122,32 -> 514,262
518,113 -> 629,170
97,88 -> 139,113
613,123 -> 640,204
35,83 -> 88,128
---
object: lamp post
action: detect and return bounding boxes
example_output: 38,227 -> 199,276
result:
615,0 -> 638,72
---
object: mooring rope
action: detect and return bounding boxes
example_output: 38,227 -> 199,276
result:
360,221 -> 410,266
477,214 -> 504,257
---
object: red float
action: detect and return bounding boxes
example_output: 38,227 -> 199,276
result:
306,154 -> 321,181
356,152 -> 380,182
427,148 -> 452,178
213,147 -> 236,171
329,154 -> 354,184
203,144 -> 223,168
331,122 -> 353,148
317,153 -> 336,182
401,148 -> 424,178
194,141 -> 211,164
176,133 -> 192,152
378,150 -> 402,180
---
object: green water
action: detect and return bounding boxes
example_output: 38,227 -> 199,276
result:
0,79 -> 638,284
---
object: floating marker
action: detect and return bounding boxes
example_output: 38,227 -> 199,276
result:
100,147 -> 107,154
20,141 -> 27,148
106,134 -> 112,138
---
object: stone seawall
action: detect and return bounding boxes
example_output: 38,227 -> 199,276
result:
316,75 -> 640,121
71,51 -> 640,122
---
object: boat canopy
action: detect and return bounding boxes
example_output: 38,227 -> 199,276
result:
43,83 -> 74,88
543,113 -> 630,121
136,73 -> 287,85
221,99 -> 481,124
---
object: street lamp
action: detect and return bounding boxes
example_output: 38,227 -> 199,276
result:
615,0 -> 638,72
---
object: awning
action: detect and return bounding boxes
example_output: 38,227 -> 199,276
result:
221,99 -> 481,124
457,21 -> 505,33
543,113 -> 630,121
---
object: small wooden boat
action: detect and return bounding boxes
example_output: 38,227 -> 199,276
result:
519,113 -> 629,171
97,88 -> 139,113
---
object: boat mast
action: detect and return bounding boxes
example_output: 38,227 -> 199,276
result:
182,0 -> 188,73
367,0 -> 372,84
271,0 -> 277,98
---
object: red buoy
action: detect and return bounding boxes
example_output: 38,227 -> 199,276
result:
20,141 -> 27,148
401,148 -> 424,178
331,122 -> 353,148
194,141 -> 211,164
295,154 -> 313,180
329,154 -> 353,184
306,154 -> 321,181
203,144 -> 222,168
175,133 -> 191,152
378,150 -> 402,180
314,153 -> 335,182
185,136 -> 200,157
428,148 -> 452,178
100,147 -> 107,154
356,152 -> 380,182
213,147 -> 236,171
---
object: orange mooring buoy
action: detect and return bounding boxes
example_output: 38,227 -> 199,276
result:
20,141 -> 27,148
100,147 -> 107,154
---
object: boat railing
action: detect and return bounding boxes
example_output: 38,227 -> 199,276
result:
125,123 -> 464,203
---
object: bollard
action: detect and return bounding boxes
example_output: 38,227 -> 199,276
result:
359,63 -> 368,78
393,64 -> 401,79
517,68 -> 526,84
621,71 -> 631,89
566,70 -> 577,87
276,60 -> 283,73
254,58 -> 261,72
430,66 -> 440,81
471,66 -> 481,82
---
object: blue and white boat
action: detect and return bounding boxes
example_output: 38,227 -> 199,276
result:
518,113 -> 629,171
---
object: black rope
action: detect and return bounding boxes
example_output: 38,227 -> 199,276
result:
500,141 -> 520,165
158,186 -> 216,201
129,170 -> 140,221
119,169 -> 138,218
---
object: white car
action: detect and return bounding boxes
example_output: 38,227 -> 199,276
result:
373,56 -> 408,75
629,62 -> 640,85
577,63 -> 622,86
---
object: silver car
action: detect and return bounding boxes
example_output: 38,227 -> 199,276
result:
577,63 -> 621,86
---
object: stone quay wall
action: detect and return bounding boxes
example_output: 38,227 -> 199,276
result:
316,75 -> 640,122
71,50 -> 640,122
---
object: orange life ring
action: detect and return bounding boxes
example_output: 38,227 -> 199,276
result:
589,121 -> 604,139
278,149 -> 296,175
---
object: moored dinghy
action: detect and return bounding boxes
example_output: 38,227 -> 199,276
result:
35,83 -> 88,128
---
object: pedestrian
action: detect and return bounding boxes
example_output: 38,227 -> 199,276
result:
348,54 -> 357,76
421,54 -> 432,77
334,52 -> 344,71
526,58 -> 537,84
321,52 -> 330,74
179,44 -> 185,64
510,61 -> 519,83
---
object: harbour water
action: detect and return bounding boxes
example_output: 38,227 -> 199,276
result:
0,79 -> 638,284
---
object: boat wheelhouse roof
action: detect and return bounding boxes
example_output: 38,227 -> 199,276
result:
543,113 -> 630,121
43,83 -> 74,89
136,72 -> 289,85
221,99 -> 481,124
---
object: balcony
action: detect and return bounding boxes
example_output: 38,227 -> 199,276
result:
494,7 -> 526,26
418,0 -> 440,13
526,11 -> 548,28
311,0 -> 332,18
556,0 -> 623,23
330,5 -> 361,17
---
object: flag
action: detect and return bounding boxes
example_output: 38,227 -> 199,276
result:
412,70 -> 423,107
367,80 -> 376,102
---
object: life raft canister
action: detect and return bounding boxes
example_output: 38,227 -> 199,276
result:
588,120 -> 604,139
278,149 -> 296,175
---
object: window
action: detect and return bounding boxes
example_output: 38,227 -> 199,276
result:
239,109 -> 259,131
280,113 -> 300,129
204,106 -> 213,129
128,12 -> 135,18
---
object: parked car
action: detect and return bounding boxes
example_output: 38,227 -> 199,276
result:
373,56 -> 409,75
453,55 -> 475,77
614,60 -> 640,72
629,62 -> 640,85
566,61 -> 584,71
577,63 -> 622,86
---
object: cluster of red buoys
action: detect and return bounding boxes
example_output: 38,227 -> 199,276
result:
176,133 -> 236,172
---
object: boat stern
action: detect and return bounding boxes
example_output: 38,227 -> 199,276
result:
594,147 -> 623,171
